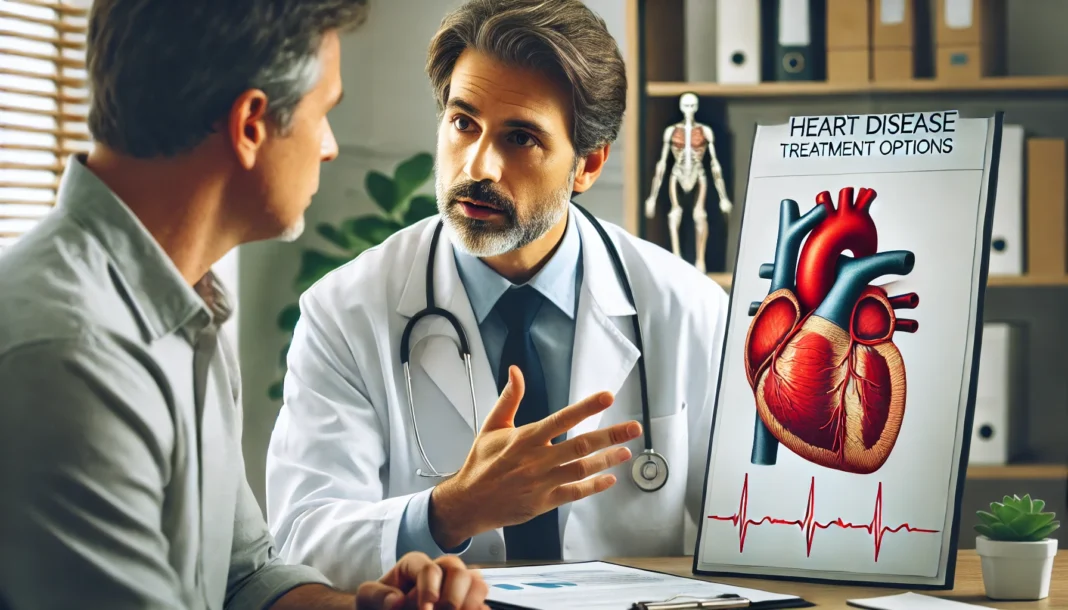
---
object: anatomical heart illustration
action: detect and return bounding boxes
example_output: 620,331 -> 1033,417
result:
744,187 -> 919,475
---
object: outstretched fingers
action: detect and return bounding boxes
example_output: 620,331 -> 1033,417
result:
532,391 -> 615,444
553,421 -> 642,462
549,446 -> 633,486
548,473 -> 619,506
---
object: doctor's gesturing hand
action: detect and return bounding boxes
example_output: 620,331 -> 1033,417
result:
428,366 -> 643,549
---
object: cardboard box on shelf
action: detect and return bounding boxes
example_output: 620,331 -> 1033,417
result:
828,49 -> 870,83
872,0 -> 915,48
870,0 -> 931,80
828,0 -> 871,48
934,0 -> 1005,80
826,0 -> 871,82
872,47 -> 914,82
1025,138 -> 1067,276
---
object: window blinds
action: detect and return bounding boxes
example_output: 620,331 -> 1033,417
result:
0,0 -> 89,249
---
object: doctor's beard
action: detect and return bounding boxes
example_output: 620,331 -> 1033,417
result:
436,171 -> 574,258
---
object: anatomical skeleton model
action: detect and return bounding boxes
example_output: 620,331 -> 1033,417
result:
644,93 -> 732,274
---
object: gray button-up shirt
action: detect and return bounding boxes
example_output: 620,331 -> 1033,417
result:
0,156 -> 332,609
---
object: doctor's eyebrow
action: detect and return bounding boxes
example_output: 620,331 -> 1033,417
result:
446,97 -> 550,139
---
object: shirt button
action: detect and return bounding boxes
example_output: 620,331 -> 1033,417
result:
489,544 -> 500,557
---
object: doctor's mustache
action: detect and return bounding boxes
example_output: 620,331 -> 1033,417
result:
444,180 -> 516,218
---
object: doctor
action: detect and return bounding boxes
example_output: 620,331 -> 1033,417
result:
266,0 -> 729,591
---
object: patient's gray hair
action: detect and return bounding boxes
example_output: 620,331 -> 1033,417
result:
86,0 -> 369,158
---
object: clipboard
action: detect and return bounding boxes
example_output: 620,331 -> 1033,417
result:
480,561 -> 813,610
631,593 -> 755,608
489,595 -> 753,610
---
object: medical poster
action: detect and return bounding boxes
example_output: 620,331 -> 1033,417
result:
695,110 -> 1002,588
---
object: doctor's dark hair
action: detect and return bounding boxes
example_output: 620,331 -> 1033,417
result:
86,0 -> 369,158
426,0 -> 627,158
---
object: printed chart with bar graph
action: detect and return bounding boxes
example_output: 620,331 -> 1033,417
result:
695,110 -> 1000,587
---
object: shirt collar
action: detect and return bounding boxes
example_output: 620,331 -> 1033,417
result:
57,154 -> 232,341
453,206 -> 583,323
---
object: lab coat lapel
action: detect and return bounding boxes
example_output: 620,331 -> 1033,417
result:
396,219 -> 498,433
566,206 -> 639,439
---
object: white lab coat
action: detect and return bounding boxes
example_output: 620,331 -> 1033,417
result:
265,205 -> 730,590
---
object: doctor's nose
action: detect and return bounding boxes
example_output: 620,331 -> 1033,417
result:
463,139 -> 503,184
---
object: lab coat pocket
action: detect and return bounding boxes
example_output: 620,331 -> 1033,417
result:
565,405 -> 690,558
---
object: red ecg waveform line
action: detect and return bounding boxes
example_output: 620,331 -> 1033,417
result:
708,473 -> 939,561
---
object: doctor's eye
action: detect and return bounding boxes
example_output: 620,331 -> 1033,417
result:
507,131 -> 537,148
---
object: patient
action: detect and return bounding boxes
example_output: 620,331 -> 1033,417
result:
0,1 -> 487,609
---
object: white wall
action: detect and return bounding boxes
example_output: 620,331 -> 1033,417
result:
239,0 -> 630,511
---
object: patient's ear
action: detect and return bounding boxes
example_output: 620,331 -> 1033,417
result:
573,144 -> 610,194
228,89 -> 270,170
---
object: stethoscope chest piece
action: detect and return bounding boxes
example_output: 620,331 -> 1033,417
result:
631,449 -> 669,492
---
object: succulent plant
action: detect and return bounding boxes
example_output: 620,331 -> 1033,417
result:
976,494 -> 1061,542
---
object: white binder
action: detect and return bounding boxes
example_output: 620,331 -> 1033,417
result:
779,0 -> 811,47
716,0 -> 761,84
685,0 -> 718,82
969,323 -> 1020,465
989,124 -> 1024,275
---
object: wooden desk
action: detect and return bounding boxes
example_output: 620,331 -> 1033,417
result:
611,551 -> 1066,608
478,551 -> 1065,608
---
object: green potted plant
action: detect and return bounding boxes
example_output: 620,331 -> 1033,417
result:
974,493 -> 1059,600
268,151 -> 438,400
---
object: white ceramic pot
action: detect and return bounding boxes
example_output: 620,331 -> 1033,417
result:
976,535 -> 1058,600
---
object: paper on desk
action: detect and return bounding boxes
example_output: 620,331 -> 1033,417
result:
847,592 -> 1001,610
480,561 -> 804,610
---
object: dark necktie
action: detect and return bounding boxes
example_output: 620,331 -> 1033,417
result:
494,285 -> 561,560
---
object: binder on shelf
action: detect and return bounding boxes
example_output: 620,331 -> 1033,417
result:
870,0 -> 929,81
716,0 -> 762,84
988,124 -> 1024,275
968,323 -> 1024,465
934,0 -> 1005,81
872,48 -> 913,82
1025,138 -> 1067,276
872,0 -> 915,47
685,0 -> 718,83
762,0 -> 826,82
826,0 -> 871,83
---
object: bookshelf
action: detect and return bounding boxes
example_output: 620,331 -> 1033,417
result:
621,0 -> 1068,537
967,463 -> 1068,480
647,75 -> 1068,98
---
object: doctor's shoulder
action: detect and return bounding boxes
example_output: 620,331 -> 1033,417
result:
605,221 -> 729,317
298,215 -> 439,307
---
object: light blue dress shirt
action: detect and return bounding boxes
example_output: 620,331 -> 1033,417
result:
396,210 -> 584,558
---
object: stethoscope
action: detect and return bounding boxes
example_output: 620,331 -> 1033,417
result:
399,203 -> 669,492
